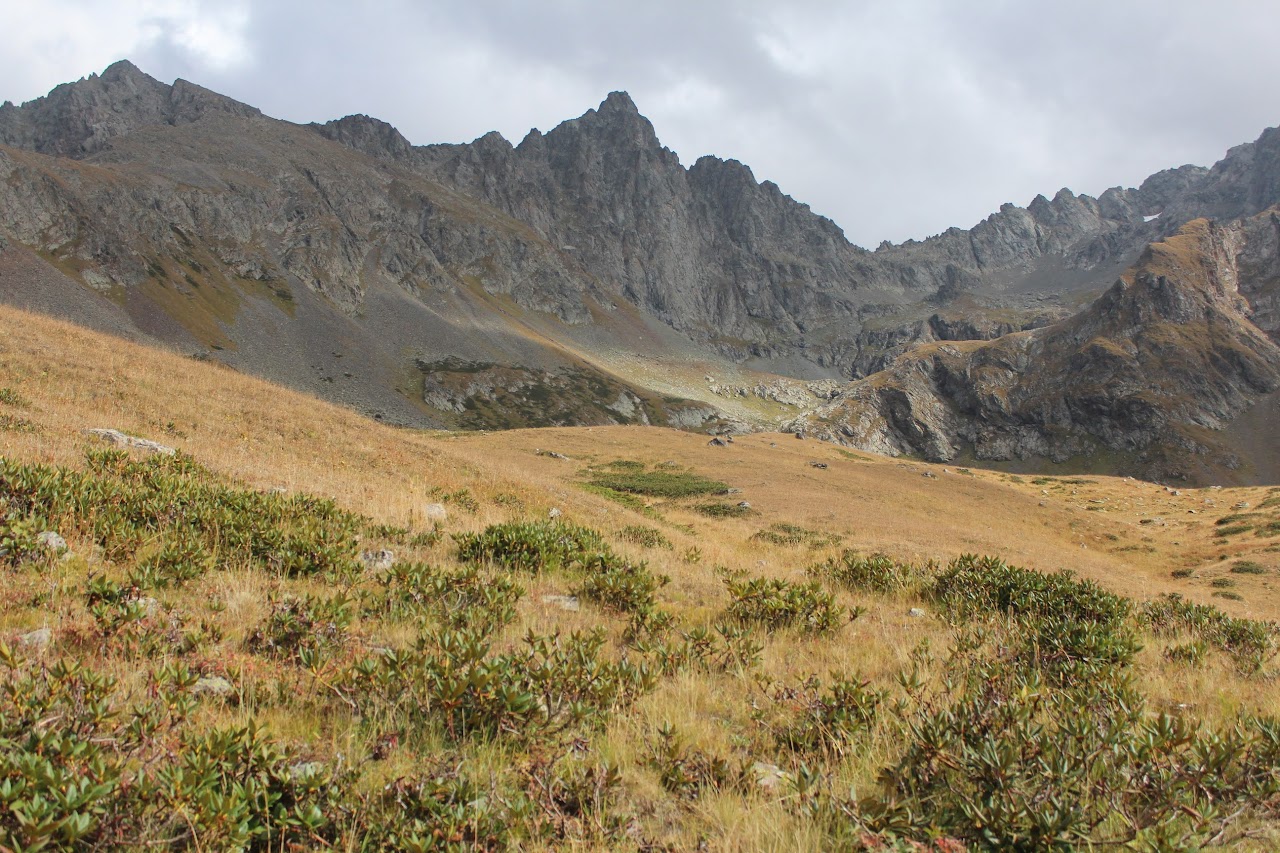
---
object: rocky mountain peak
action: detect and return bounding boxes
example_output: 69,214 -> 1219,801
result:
311,113 -> 412,158
0,60 -> 259,158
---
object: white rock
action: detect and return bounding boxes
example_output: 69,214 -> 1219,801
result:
424,503 -> 448,521
907,608 -> 927,618
548,507 -> 563,519
37,531 -> 67,552
192,676 -> 235,697
751,761 -> 791,791
19,627 -> 52,649
540,594 -> 580,612
361,549 -> 395,571
84,428 -> 176,456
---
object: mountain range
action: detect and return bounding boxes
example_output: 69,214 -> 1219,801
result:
2,60 -> 1279,483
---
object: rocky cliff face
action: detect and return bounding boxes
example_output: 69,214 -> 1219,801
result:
3,61 -> 1280,456
792,212 -> 1280,482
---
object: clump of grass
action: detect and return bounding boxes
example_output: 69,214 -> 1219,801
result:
618,525 -> 672,549
1170,568 -> 1195,579
1211,578 -> 1237,589
693,501 -> 751,519
0,414 -> 38,433
0,387 -> 30,407
751,522 -> 840,548
585,463 -> 727,499
1214,590 -> 1245,601
1230,560 -> 1268,575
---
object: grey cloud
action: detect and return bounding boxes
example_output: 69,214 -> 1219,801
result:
9,0 -> 1280,246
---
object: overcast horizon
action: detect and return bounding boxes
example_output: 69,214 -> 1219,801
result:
4,0 -> 1279,248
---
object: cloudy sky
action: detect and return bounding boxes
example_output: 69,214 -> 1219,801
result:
4,0 -> 1278,247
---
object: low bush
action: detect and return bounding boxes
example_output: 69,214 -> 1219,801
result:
618,524 -> 672,549
812,551 -> 912,594
454,520 -> 607,573
724,576 -> 855,635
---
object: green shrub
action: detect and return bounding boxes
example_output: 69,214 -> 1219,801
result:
454,520 -> 607,573
724,576 -> 855,635
752,522 -> 840,548
618,524 -> 672,549
693,501 -> 751,518
248,593 -> 354,665
374,562 -> 523,634
573,554 -> 668,616
1231,560 -> 1268,575
0,414 -> 38,433
929,554 -> 1138,679
772,673 -> 884,758
1140,594 -> 1278,673
812,551 -> 911,594
0,453 -> 365,579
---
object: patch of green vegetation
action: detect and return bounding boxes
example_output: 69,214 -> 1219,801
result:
1211,577 -> 1237,589
811,551 -> 912,594
692,501 -> 751,519
1217,524 -> 1254,536
0,387 -> 30,408
586,464 -> 728,499
618,525 -> 672,549
577,483 -> 661,518
1217,513 -> 1263,527
0,414 -> 38,433
454,520 -> 607,574
751,522 -> 840,549
723,576 -> 855,635
1141,594 -> 1278,673
0,449 -> 368,578
1170,568 -> 1195,579
1214,590 -> 1245,601
1230,560 -> 1268,575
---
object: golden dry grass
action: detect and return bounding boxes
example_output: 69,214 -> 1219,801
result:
6,303 -> 1280,849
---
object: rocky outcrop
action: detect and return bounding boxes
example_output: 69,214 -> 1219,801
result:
792,213 -> 1280,482
3,62 -> 1280,443
0,60 -> 260,158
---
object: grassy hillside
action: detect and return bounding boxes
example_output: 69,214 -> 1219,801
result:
4,305 -> 1280,850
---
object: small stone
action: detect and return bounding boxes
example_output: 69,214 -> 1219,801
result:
737,501 -> 752,509
19,627 -> 52,649
548,507 -> 562,519
84,428 -> 176,456
907,608 -> 927,618
794,431 -> 805,440
536,449 -> 570,460
751,761 -> 790,791
1235,502 -> 1250,509
137,597 -> 160,617
809,461 -> 828,469
922,471 -> 937,479
37,531 -> 67,552
708,437 -> 727,447
725,488 -> 743,495
192,676 -> 234,697
1171,490 -> 1181,496
361,549 -> 395,571
424,503 -> 448,521
541,594 -> 580,612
